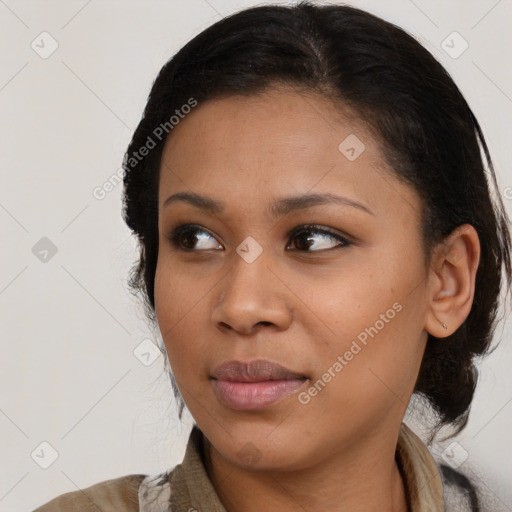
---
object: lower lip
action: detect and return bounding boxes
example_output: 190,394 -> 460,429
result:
212,378 -> 307,410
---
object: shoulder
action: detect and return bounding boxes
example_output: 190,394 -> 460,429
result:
438,463 -> 479,511
398,423 -> 505,512
438,462 -> 510,512
33,474 -> 146,512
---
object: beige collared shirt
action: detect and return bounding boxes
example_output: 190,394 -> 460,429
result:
34,423 -> 454,511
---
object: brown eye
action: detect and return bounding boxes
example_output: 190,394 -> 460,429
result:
287,225 -> 351,252
167,224 -> 221,251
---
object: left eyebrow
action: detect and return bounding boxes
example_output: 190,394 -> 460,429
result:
269,192 -> 374,217
162,191 -> 374,217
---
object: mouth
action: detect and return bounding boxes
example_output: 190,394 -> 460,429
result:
210,359 -> 308,410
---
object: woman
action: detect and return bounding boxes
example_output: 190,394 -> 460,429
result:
34,2 -> 511,511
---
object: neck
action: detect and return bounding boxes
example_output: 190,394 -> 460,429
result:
203,426 -> 409,512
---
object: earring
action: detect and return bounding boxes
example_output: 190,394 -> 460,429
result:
436,317 -> 448,330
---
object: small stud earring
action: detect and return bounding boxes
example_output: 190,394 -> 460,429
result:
442,322 -> 448,330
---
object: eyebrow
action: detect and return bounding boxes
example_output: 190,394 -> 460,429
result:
163,191 -> 374,217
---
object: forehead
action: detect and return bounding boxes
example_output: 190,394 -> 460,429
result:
163,87 -> 368,159
158,87 -> 421,222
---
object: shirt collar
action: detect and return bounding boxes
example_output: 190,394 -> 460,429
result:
397,422 -> 445,511
166,422 -> 444,512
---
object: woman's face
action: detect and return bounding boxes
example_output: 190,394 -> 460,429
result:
154,87 -> 431,471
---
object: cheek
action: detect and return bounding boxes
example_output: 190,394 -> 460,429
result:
314,248 -> 428,398
154,259 -> 218,386
154,251 -> 212,328
319,245 -> 426,339
318,285 -> 428,424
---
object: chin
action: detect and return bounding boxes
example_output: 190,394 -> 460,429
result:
206,422 -> 320,472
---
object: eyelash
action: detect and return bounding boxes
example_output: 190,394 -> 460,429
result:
166,223 -> 352,253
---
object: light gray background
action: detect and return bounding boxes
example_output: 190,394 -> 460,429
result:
1,1 -> 511,511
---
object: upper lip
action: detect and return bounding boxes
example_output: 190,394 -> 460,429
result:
211,359 -> 306,382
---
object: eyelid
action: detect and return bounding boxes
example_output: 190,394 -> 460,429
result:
287,224 -> 351,242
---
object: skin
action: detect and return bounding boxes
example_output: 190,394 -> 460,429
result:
154,86 -> 480,512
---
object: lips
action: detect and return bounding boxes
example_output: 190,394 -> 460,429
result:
211,359 -> 306,382
211,359 -> 308,410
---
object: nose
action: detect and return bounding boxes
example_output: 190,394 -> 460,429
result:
211,250 -> 293,336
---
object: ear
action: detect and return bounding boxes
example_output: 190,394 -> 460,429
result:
424,224 -> 481,338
